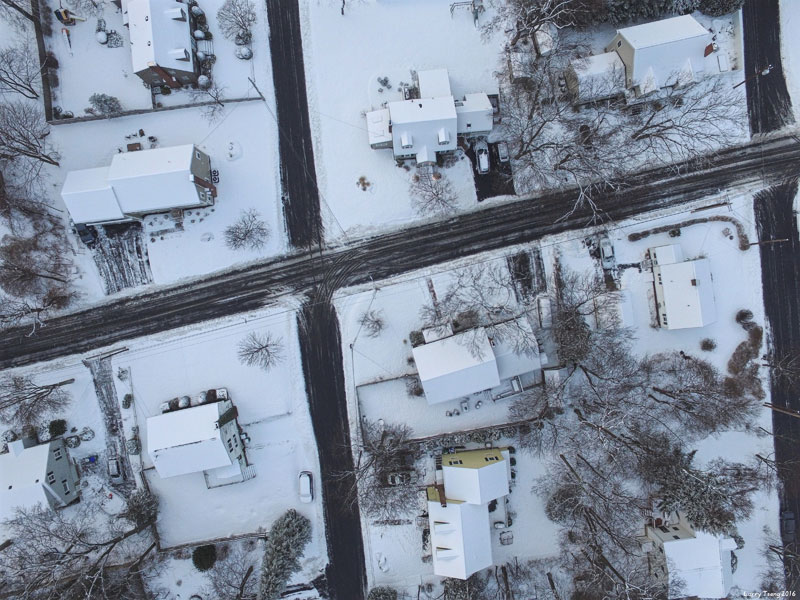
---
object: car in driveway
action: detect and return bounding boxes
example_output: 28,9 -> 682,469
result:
599,238 -> 615,269
299,470 -> 314,503
107,457 -> 124,484
386,471 -> 417,486
475,140 -> 490,174
497,141 -> 510,163
75,223 -> 97,247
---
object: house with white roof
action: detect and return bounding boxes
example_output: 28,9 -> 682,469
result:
366,69 -> 494,165
411,325 -> 540,405
61,144 -> 215,225
568,15 -> 712,102
640,511 -> 735,598
649,244 -> 716,330
0,438 -> 80,521
605,15 -> 712,97
127,0 -> 198,88
427,448 -> 511,580
146,398 -> 248,487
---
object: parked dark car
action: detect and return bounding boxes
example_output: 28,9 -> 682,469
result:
75,223 -> 97,247
781,510 -> 796,542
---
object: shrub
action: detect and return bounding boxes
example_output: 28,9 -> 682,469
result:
192,544 -> 217,571
368,587 -> 398,600
122,393 -> 133,409
699,0 -> 744,17
258,509 -> 312,600
735,309 -> 754,324
700,338 -> 717,351
48,419 -> 67,438
87,93 -> 122,115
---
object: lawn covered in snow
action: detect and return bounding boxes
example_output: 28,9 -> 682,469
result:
300,0 -> 504,239
108,303 -> 327,574
335,188 -> 779,595
47,100 -> 284,289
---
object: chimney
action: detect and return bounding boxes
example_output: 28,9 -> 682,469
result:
8,440 -> 25,456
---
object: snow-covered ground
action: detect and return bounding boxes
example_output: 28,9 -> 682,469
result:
108,303 -> 327,582
780,0 -> 800,122
336,188 -> 778,595
48,0 -> 272,115
47,100 -> 284,290
301,0 -> 505,240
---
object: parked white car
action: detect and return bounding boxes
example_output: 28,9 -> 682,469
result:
475,140 -> 490,174
299,471 -> 314,503
497,141 -> 510,162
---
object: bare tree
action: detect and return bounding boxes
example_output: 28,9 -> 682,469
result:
420,262 -> 540,356
205,544 -> 260,600
0,100 -> 59,165
0,233 -> 73,299
224,208 -> 269,251
409,167 -> 458,216
0,374 -> 73,428
0,40 -> 41,99
192,80 -> 228,123
337,419 -> 421,520
237,331 -> 283,370
0,501 -> 157,600
216,0 -> 257,44
624,77 -> 746,164
484,0 -> 585,47
359,309 -> 385,338
0,289 -> 74,335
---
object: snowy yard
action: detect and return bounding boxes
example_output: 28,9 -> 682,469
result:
336,188 -> 780,594
108,304 -> 327,571
47,0 -> 273,115
47,99 -> 284,291
301,0 -> 505,239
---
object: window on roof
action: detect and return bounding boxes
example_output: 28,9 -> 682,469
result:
449,459 -> 463,465
53,447 -> 63,461
617,40 -> 622,48
47,472 -> 55,485
62,480 -> 70,495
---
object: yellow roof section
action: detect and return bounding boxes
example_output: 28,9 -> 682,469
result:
443,448 -> 504,469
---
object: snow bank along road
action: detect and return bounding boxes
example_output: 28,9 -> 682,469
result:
267,0 -> 323,248
1,134 -> 800,369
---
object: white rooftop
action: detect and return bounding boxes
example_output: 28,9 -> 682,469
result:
664,531 -> 735,598
0,442 -> 55,521
618,15 -> 710,49
656,257 -> 716,329
428,500 -> 492,580
128,0 -> 195,74
569,52 -> 626,100
412,328 -> 500,404
651,244 -> 684,265
442,451 -> 510,505
418,68 -> 452,98
366,108 -> 392,146
389,96 -> 457,125
147,401 -> 233,478
455,93 -> 494,134
61,167 -> 125,224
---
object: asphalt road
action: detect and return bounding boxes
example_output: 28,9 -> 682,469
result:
2,135 -> 799,370
743,0 -> 795,134
753,182 -> 800,586
267,0 -> 323,248
298,297 -> 367,600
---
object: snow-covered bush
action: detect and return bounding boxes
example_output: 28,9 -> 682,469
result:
120,489 -> 159,528
699,0 -> 743,16
48,418 -> 66,438
258,510 -> 312,600
368,587 -> 398,600
192,544 -> 217,571
87,93 -> 122,115
700,338 -> 717,351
